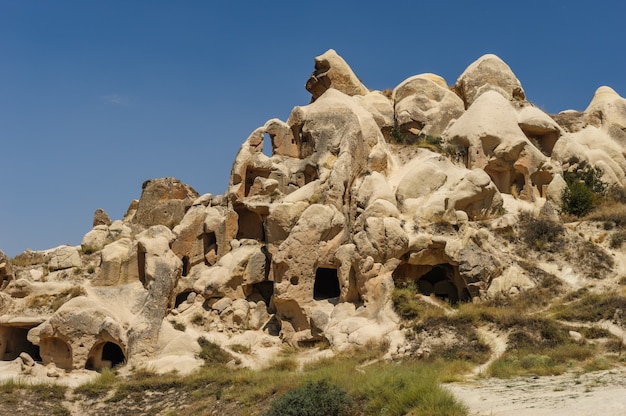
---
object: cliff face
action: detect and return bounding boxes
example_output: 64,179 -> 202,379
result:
1,49 -> 626,374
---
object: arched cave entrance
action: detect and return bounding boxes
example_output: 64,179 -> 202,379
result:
85,341 -> 126,371
0,326 -> 41,362
392,262 -> 470,305
40,336 -> 72,370
314,267 -> 340,301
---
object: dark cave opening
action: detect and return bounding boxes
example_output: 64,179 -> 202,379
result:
314,267 -> 340,300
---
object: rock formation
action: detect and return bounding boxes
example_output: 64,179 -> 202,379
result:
1,50 -> 625,375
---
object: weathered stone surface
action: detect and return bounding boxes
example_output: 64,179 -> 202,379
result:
93,208 -> 112,227
4,51 -> 626,375
394,73 -> 465,138
131,177 -> 199,229
454,54 -> 525,107
48,246 -> 81,271
305,49 -> 368,101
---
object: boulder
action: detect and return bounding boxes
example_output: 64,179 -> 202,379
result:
48,246 -> 81,271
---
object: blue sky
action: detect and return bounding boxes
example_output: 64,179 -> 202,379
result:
1,1 -> 625,257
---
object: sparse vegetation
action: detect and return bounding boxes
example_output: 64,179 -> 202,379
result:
561,166 -> 607,217
263,380 -> 353,416
197,337 -> 234,365
518,211 -> 564,251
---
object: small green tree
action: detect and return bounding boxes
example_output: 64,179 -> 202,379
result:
561,167 -> 606,217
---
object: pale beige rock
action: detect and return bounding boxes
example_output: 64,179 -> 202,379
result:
48,245 -> 81,271
394,73 -> 465,138
132,177 -> 199,229
305,49 -> 368,101
454,54 -> 525,107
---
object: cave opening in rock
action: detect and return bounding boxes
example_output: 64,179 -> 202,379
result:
235,206 -> 265,241
86,341 -> 126,371
247,281 -> 274,305
181,256 -> 189,277
392,262 -> 470,305
244,167 -> 271,197
203,232 -> 217,265
314,267 -> 340,300
418,264 -> 467,304
175,290 -> 193,308
0,326 -> 41,362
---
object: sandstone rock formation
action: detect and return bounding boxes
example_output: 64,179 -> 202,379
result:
1,49 -> 625,374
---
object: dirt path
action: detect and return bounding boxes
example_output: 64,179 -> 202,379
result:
472,327 -> 508,377
447,366 -> 626,416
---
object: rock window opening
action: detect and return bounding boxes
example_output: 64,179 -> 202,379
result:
86,341 -> 126,371
181,256 -> 189,277
314,267 -> 340,300
203,232 -> 217,266
263,133 -> 273,157
0,326 -> 41,362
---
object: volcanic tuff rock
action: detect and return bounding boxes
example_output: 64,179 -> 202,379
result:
1,50 -> 626,374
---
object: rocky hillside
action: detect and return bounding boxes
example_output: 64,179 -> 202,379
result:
1,49 -> 625,382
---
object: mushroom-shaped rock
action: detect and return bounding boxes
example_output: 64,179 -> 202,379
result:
305,49 -> 368,102
131,178 -> 199,229
454,54 -> 525,108
394,73 -> 465,138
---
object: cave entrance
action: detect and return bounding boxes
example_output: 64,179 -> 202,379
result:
86,341 -> 126,371
203,232 -> 218,266
314,267 -> 340,300
0,326 -> 41,362
181,256 -> 189,277
392,262 -> 470,305
235,206 -> 265,241
246,281 -> 274,305
137,246 -> 147,288
175,290 -> 193,309
244,167 -> 271,197
40,336 -> 72,370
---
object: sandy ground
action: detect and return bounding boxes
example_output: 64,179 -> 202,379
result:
447,366 -> 626,416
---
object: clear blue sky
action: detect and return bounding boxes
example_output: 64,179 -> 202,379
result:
1,1 -> 625,257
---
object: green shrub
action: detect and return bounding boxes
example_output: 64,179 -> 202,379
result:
263,380 -> 353,416
562,166 -> 607,217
